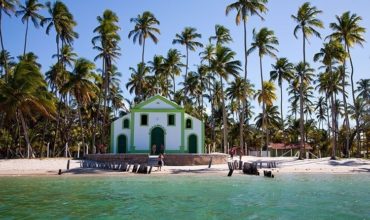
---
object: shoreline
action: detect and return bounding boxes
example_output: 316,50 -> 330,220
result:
0,157 -> 369,177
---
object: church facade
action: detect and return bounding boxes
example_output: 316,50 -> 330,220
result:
110,95 -> 204,154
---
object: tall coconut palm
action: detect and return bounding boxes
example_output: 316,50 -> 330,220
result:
356,79 -> 370,102
209,24 -> 233,45
314,96 -> 327,130
328,11 -> 366,156
316,70 -> 342,159
126,63 -> 150,103
15,0 -> 44,56
0,60 -> 56,158
226,0 -> 268,153
291,2 -> 323,159
255,104 -> 280,133
226,77 -> 254,125
92,9 -> 121,151
62,58 -> 97,152
314,40 -> 348,156
248,27 -> 278,151
255,81 -> 277,148
210,46 -> 242,153
41,1 -> 78,64
162,49 -> 184,97
52,45 -> 77,69
0,0 -> 17,51
148,54 -> 165,95
172,27 -> 203,90
128,11 -> 160,65
199,44 -> 217,148
0,0 -> 17,79
270,57 -> 294,131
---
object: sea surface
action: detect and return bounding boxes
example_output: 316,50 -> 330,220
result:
0,174 -> 369,219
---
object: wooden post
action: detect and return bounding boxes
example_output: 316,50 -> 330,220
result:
47,142 -> 50,158
65,143 -> 68,158
67,159 -> 70,170
77,143 -> 80,159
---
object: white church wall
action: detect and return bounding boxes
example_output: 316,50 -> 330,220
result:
184,114 -> 202,153
133,112 -> 182,151
112,115 -> 131,153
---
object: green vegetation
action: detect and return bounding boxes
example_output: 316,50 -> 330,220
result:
0,0 -> 369,159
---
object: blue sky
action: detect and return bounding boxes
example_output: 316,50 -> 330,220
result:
4,0 -> 370,121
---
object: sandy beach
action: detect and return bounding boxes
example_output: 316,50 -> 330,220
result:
0,156 -> 369,176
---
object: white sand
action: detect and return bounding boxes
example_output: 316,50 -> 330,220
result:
0,156 -> 369,176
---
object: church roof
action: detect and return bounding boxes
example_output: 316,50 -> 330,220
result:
132,95 -> 182,110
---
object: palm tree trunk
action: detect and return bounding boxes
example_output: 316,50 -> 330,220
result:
184,45 -> 189,96
0,11 -> 9,81
280,83 -> 284,135
0,11 -> 4,52
78,103 -> 86,155
142,38 -> 146,65
172,75 -> 176,96
341,46 -> 350,157
299,29 -> 306,159
347,47 -> 361,157
240,19 -> 248,155
19,110 -> 32,159
220,76 -> 228,154
326,96 -> 331,141
330,94 -> 336,159
23,18 -> 29,56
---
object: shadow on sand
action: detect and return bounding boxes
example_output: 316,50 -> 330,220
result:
329,160 -> 369,167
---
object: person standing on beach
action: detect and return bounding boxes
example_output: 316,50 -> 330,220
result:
158,153 -> 164,171
151,144 -> 157,155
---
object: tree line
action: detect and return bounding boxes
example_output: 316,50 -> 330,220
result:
0,0 -> 369,159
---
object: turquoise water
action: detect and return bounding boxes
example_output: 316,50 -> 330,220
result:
0,174 -> 369,219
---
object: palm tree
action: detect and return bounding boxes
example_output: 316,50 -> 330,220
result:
0,0 -> 17,79
148,54 -> 164,94
356,79 -> 370,101
15,0 -> 44,56
226,77 -> 254,125
162,49 -> 184,97
0,60 -> 56,158
255,104 -> 280,133
270,57 -> 294,131
62,58 -> 97,153
209,24 -> 232,45
172,27 -> 203,90
128,11 -> 160,65
210,46 -> 242,153
52,45 -> 77,69
248,27 -> 278,151
226,0 -> 268,81
328,11 -> 366,157
255,81 -> 277,148
291,2 -> 323,159
0,0 -> 17,51
314,96 -> 327,130
126,63 -> 150,103
316,69 -> 342,159
92,9 -> 121,151
41,1 -> 78,64
226,0 -> 268,153
314,40 -> 349,156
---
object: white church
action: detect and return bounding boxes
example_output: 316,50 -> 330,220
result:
110,95 -> 204,154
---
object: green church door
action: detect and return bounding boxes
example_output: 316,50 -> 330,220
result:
151,127 -> 164,154
117,135 -> 127,153
188,134 -> 197,153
